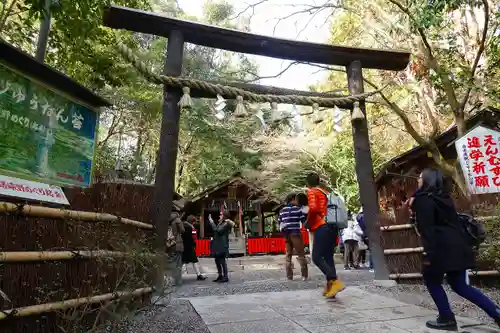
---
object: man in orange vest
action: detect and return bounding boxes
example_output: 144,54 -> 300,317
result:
306,172 -> 345,298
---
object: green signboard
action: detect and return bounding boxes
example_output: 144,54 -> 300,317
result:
0,63 -> 98,187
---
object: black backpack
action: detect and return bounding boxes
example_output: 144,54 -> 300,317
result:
457,213 -> 486,247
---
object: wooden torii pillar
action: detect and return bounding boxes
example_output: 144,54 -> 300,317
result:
103,5 -> 410,282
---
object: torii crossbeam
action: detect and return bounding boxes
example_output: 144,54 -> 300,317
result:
103,5 -> 411,283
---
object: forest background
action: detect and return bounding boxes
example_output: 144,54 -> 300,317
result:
0,0 -> 498,209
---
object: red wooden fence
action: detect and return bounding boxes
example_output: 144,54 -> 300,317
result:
195,230 -> 313,256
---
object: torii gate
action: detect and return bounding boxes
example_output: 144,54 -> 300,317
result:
103,5 -> 410,282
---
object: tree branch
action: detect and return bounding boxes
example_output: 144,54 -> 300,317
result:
460,0 -> 489,110
388,0 -> 462,126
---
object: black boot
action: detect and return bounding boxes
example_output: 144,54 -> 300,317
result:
213,276 -> 222,282
197,275 -> 207,281
425,316 -> 458,331
218,276 -> 229,283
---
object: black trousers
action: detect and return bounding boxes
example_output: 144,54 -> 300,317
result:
214,256 -> 228,278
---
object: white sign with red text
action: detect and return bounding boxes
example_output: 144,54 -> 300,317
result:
455,125 -> 500,195
0,174 -> 69,205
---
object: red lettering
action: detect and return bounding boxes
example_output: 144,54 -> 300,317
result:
469,149 -> 484,161
472,161 -> 486,174
487,155 -> 500,166
491,165 -> 500,176
475,175 -> 490,188
494,177 -> 500,187
486,145 -> 498,156
484,135 -> 496,146
468,136 -> 481,148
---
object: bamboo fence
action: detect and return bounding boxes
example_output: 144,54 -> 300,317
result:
0,184 -> 159,332
0,287 -> 153,320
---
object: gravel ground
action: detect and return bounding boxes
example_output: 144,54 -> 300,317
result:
361,283 -> 500,328
99,299 -> 210,333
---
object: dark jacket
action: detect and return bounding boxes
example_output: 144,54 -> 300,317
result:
412,190 -> 475,274
209,218 -> 233,257
182,222 -> 198,264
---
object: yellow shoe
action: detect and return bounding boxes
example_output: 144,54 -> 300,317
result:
322,281 -> 331,296
325,279 -> 345,298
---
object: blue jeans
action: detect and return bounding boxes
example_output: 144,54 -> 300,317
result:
312,224 -> 338,281
424,270 -> 500,320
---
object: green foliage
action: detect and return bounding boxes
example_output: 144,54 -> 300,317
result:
272,130 -> 386,210
177,102 -> 263,194
478,212 -> 500,272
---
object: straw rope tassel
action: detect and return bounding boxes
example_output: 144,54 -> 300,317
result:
233,95 -> 247,118
312,103 -> 323,124
116,42 -> 386,108
351,101 -> 365,120
178,87 -> 193,108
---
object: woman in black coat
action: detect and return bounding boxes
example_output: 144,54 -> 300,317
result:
411,168 -> 500,330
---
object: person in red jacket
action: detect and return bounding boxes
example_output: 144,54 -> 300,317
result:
306,172 -> 345,298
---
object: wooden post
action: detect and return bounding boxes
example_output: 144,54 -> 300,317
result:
346,60 -> 390,281
151,30 -> 185,250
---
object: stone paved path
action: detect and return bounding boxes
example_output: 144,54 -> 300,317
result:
188,287 -> 500,333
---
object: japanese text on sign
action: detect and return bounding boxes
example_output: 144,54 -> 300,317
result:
455,126 -> 500,194
0,63 -> 98,188
0,174 -> 69,205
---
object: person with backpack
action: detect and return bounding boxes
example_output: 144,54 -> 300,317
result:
411,168 -> 500,330
168,212 -> 185,285
209,211 -> 236,283
278,192 -> 308,280
305,172 -> 345,298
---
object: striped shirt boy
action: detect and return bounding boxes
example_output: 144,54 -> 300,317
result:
278,204 -> 305,234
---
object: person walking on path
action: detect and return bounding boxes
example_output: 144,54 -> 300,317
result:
279,192 -> 308,280
168,212 -> 185,285
412,168 -> 500,330
341,217 -> 363,270
306,172 -> 345,298
182,215 -> 207,281
209,211 -> 236,283
356,209 -> 373,270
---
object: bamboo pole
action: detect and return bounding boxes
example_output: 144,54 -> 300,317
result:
390,271 -> 500,280
0,251 -> 160,262
381,216 -> 497,232
384,247 -> 424,255
0,202 -> 153,229
380,224 -> 413,231
0,287 -> 153,320
384,243 -> 490,255
476,216 -> 496,222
